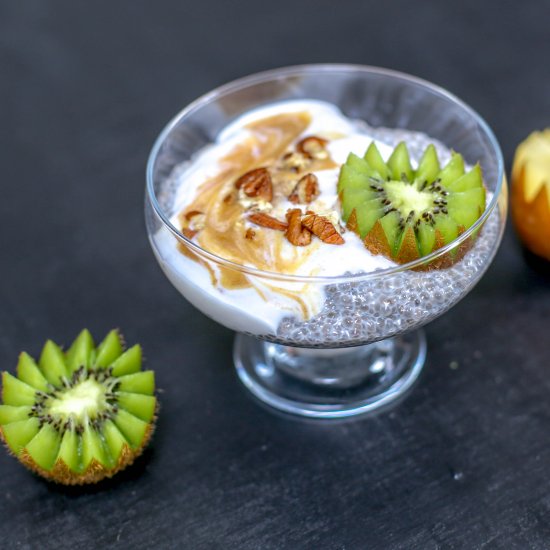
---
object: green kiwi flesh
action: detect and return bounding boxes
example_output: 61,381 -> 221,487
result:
0,330 -> 156,485
338,141 -> 486,265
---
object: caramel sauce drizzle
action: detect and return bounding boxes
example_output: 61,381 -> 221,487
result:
176,111 -> 337,315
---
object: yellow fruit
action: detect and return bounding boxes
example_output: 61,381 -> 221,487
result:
511,130 -> 550,260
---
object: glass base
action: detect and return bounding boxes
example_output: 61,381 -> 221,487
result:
234,330 -> 427,419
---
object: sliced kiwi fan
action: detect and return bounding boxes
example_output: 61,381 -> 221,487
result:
338,141 -> 486,265
0,329 -> 156,485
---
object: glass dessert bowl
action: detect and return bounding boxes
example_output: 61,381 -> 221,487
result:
145,65 -> 507,418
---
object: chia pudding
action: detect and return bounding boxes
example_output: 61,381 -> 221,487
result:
150,100 -> 502,347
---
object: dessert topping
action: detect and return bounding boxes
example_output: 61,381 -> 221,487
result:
288,173 -> 320,204
185,209 -> 206,225
181,209 -> 206,239
296,136 -> 329,159
248,212 -> 288,231
301,213 -> 345,245
235,167 -> 273,202
285,208 -> 313,246
338,141 -> 485,264
280,151 -> 311,173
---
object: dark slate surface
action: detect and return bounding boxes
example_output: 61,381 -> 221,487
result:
1,1 -> 550,548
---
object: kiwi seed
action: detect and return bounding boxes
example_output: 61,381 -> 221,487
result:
338,141 -> 486,265
0,329 -> 156,485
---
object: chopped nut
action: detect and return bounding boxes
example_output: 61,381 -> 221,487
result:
301,213 -> 344,245
245,199 -> 273,213
183,209 -> 206,232
184,209 -> 204,221
248,212 -> 288,231
285,208 -> 312,246
288,173 -> 320,204
318,209 -> 341,229
296,136 -> 329,159
181,209 -> 205,239
280,151 -> 311,173
235,167 -> 273,202
245,228 -> 256,240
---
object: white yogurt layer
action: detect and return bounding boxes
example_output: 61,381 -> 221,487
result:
153,101 -> 422,333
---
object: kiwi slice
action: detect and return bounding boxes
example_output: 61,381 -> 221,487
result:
338,141 -> 486,265
0,330 -> 156,485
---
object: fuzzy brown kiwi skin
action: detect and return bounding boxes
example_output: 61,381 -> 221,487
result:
0,330 -> 158,485
0,409 -> 158,486
351,208 -> 479,271
415,200 -> 487,271
411,227 -> 472,272
346,209 -> 358,234
362,219 -> 391,258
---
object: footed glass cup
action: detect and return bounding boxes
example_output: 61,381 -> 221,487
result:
145,65 -> 506,418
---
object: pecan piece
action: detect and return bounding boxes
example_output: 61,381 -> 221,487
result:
301,213 -> 344,245
245,228 -> 256,240
235,167 -> 273,202
296,136 -> 328,159
184,209 -> 206,230
285,208 -> 312,246
288,173 -> 320,204
181,209 -> 205,239
280,151 -> 311,173
184,209 -> 204,221
248,212 -> 288,231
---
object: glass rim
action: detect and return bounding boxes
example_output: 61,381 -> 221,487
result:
146,63 -> 505,284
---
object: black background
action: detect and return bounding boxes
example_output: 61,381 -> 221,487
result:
2,1 -> 550,548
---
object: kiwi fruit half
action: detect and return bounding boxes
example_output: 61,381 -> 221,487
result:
338,141 -> 486,266
0,329 -> 156,485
